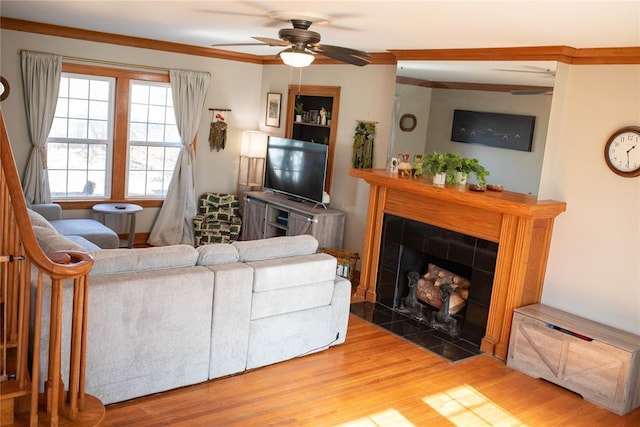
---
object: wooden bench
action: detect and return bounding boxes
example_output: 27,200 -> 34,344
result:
507,304 -> 640,415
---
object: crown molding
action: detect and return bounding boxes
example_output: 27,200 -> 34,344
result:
388,46 -> 640,64
395,76 -> 553,93
0,17 -> 263,64
2,18 -> 638,66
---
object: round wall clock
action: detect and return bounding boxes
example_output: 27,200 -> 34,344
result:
604,126 -> 640,177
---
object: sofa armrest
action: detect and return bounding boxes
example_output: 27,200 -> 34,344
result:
31,203 -> 62,221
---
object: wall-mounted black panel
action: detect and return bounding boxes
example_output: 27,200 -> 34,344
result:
451,109 -> 535,152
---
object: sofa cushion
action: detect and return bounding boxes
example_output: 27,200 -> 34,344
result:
65,235 -> 102,252
251,280 -> 335,320
90,245 -> 198,276
28,208 -> 57,231
246,305 -> 335,370
196,243 -> 240,266
248,253 -> 337,292
50,218 -> 119,249
33,225 -> 88,254
232,235 -> 319,262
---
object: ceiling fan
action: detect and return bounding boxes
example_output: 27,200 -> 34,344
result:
212,11 -> 371,67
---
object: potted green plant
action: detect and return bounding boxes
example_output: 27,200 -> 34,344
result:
459,157 -> 489,186
443,152 -> 463,184
294,102 -> 304,122
419,152 -> 490,187
419,152 -> 448,186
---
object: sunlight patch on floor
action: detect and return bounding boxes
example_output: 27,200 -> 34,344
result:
336,408 -> 415,427
423,384 -> 527,426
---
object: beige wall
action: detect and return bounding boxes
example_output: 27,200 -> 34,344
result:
540,63 -> 640,334
259,64 -> 397,253
393,83 -> 432,158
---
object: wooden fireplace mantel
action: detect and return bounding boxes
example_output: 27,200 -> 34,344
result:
350,168 -> 567,360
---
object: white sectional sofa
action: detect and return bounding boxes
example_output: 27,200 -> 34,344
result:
31,219 -> 351,404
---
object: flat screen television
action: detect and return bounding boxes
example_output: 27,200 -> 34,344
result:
264,136 -> 328,204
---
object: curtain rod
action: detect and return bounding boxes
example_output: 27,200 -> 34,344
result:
18,49 -> 211,76
18,49 -> 169,73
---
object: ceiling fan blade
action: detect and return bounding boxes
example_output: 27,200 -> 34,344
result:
252,36 -> 290,46
310,44 -> 370,66
313,44 -> 371,58
211,42 -> 268,47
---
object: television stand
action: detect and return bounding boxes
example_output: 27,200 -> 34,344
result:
242,191 -> 344,248
282,194 -> 327,209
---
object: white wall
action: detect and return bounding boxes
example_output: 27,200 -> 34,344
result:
1,29 -> 263,233
393,84 -> 431,157
259,64 -> 397,253
540,63 -> 640,335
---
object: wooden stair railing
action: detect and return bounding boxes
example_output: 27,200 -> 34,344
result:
0,111 -> 104,426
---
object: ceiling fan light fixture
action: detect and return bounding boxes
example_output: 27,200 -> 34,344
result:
280,50 -> 315,67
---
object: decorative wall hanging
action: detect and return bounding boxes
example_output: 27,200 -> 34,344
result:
399,113 -> 416,131
265,92 -> 281,127
0,76 -> 9,101
352,120 -> 376,169
451,109 -> 536,152
208,108 -> 231,152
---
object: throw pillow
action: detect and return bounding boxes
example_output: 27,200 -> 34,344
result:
28,208 -> 56,231
33,225 -> 87,254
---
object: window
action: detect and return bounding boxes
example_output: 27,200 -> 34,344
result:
46,64 -> 175,205
48,74 -> 114,198
127,81 -> 180,197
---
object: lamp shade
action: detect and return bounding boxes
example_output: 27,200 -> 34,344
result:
280,51 -> 315,68
241,130 -> 268,158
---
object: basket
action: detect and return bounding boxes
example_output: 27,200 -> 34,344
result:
320,248 -> 360,284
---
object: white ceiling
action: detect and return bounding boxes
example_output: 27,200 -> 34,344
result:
2,1 -> 639,86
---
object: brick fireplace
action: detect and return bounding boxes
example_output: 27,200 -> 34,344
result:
350,169 -> 566,360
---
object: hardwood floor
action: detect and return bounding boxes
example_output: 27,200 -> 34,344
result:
103,315 -> 640,426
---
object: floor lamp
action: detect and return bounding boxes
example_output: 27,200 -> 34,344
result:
238,130 -> 268,198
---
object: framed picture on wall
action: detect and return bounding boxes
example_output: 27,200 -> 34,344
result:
265,92 -> 281,127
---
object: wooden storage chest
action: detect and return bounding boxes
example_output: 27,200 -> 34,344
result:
507,304 -> 640,415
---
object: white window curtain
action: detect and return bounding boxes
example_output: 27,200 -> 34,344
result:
147,69 -> 210,246
20,51 -> 62,204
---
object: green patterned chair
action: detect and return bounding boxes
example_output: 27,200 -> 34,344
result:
193,193 -> 242,245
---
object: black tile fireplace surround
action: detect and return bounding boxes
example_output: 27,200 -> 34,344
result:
375,214 -> 499,347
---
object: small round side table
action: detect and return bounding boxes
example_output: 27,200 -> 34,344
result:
92,203 -> 143,248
